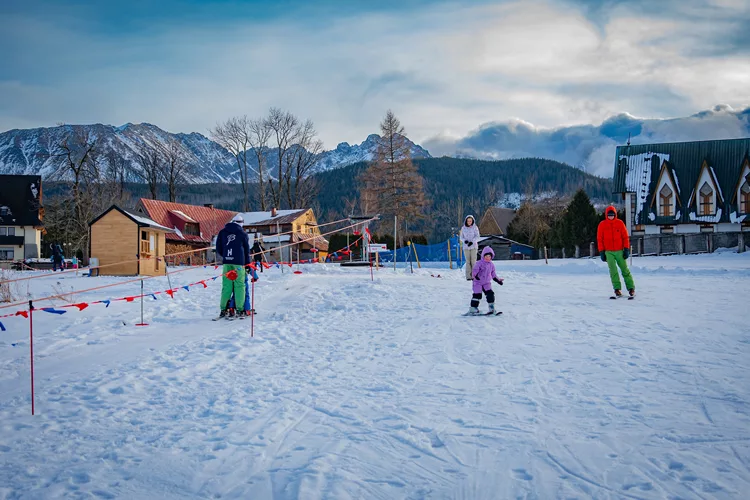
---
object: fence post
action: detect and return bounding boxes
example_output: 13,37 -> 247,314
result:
739,233 -> 746,253
656,237 -> 662,256
678,235 -> 685,255
447,240 -> 452,269
589,242 -> 595,258
575,245 -> 580,258
136,279 -> 148,326
544,246 -> 548,264
562,247 -> 566,259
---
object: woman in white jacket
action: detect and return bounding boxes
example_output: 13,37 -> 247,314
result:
459,215 -> 480,280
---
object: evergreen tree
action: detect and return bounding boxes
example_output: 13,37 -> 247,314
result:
563,189 -> 599,249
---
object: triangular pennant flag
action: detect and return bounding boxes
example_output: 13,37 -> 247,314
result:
150,294 -> 158,300
165,289 -> 175,298
262,262 -> 272,269
15,311 -> 28,319
41,307 -> 67,315
249,263 -> 257,271
211,276 -> 218,281
182,285 -> 190,292
198,281 -> 208,288
72,303 -> 89,311
0,321 -> 5,332
125,296 -> 136,302
214,265 -> 220,270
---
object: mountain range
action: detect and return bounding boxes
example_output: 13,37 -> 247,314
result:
0,123 -> 431,182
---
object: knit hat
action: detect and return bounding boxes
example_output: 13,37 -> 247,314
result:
232,214 -> 244,224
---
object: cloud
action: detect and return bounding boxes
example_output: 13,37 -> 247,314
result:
423,105 -> 750,177
0,0 -> 748,152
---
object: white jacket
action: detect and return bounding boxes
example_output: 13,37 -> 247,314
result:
459,217 -> 480,250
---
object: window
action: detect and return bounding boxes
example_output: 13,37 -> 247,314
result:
0,206 -> 9,216
659,184 -> 673,217
0,248 -> 13,260
699,182 -> 714,215
741,181 -> 750,214
183,222 -> 200,237
7,227 -> 14,236
140,231 -> 151,255
0,227 -> 5,236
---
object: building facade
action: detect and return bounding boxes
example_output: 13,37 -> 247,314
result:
613,138 -> 750,253
0,175 -> 43,262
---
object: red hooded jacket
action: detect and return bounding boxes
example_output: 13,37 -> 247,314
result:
597,206 -> 630,252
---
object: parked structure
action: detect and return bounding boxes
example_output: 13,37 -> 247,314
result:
135,200 -> 237,265
89,205 -> 173,276
613,138 -> 750,254
0,175 -> 43,263
238,207 -> 329,262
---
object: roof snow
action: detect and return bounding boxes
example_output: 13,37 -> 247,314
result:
238,210 -> 303,225
688,208 -> 723,224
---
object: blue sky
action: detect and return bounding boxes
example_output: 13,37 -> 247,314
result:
1,0 -> 748,167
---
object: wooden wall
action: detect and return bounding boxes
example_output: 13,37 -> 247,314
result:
90,210 -> 138,275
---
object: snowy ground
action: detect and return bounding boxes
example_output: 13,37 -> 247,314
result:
1,253 -> 749,499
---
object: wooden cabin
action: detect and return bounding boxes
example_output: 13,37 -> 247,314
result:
239,207 -> 329,261
89,205 -> 173,276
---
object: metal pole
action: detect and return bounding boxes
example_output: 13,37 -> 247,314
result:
136,279 -> 148,326
251,277 -> 255,337
29,300 -> 35,416
393,215 -> 397,271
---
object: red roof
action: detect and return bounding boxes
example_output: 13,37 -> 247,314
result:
136,199 -> 237,245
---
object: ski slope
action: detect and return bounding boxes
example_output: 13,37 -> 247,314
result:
1,252 -> 749,499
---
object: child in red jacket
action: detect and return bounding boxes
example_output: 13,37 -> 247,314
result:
597,206 -> 635,298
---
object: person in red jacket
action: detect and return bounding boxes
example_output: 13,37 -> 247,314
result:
597,206 -> 635,298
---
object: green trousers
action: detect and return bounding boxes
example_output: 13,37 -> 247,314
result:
220,264 -> 246,312
605,250 -> 635,291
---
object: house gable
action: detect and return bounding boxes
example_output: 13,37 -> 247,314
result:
649,160 -> 680,218
731,157 -> 750,215
687,160 -> 723,215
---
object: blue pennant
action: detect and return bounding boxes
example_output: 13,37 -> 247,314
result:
102,300 -> 111,308
211,276 -> 218,281
182,286 -> 190,292
42,308 -> 67,315
0,321 -> 5,332
150,294 -> 158,300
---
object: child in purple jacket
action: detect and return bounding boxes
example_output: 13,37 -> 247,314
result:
466,246 -> 504,315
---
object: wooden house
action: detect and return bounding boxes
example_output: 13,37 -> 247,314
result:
89,205 -> 173,276
0,175 -> 43,264
134,199 -> 237,265
478,207 -> 516,236
239,207 -> 329,262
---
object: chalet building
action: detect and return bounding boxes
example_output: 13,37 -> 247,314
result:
134,200 -> 237,265
0,175 -> 43,263
613,138 -> 750,254
89,205 -> 173,276
478,207 -> 516,236
239,207 -> 329,262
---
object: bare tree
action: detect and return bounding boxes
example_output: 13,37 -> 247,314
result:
160,138 -> 191,202
281,119 -> 322,209
359,110 -> 426,245
134,141 -> 164,200
210,116 -> 253,211
265,107 -> 299,209
248,117 -> 272,210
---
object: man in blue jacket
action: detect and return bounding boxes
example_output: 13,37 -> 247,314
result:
215,214 -> 250,319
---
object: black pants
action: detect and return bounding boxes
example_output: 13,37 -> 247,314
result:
470,289 -> 495,308
255,259 -> 263,272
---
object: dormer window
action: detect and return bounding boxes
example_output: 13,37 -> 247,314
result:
699,182 -> 714,215
659,184 -> 673,216
184,222 -> 200,236
741,180 -> 750,214
0,206 -> 9,216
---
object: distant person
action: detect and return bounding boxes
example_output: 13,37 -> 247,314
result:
597,206 -> 635,299
215,214 -> 250,319
71,256 -> 78,269
251,237 -> 265,272
460,215 -> 480,280
51,244 -> 64,272
464,246 -> 504,315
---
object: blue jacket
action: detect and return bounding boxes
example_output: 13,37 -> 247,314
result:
216,222 -> 250,265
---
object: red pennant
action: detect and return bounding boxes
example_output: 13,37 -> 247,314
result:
199,280 -> 208,288
214,265 -> 219,270
313,258 -> 319,263
16,311 -> 29,318
353,230 -> 360,235
262,262 -> 272,269
293,270 -> 303,274
125,296 -> 136,302
165,289 -> 176,298
72,303 -> 89,311
286,263 -> 293,268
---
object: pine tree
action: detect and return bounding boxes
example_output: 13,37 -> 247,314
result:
563,189 -> 599,250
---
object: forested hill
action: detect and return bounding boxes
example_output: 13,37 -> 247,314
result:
314,156 -> 614,222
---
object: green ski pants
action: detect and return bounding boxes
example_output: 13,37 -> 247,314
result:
605,250 -> 635,291
220,264 -> 246,312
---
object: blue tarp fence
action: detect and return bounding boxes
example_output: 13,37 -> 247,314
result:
377,236 -> 465,267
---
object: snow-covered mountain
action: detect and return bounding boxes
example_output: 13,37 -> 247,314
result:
0,124 -> 431,183
314,134 -> 431,172
0,123 -> 241,183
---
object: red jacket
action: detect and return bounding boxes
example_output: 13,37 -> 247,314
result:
597,206 -> 630,252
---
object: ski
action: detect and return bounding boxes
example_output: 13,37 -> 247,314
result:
462,311 -> 502,316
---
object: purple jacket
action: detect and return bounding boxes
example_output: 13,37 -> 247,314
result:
472,246 -> 500,293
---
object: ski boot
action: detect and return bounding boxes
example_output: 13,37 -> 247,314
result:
487,303 -> 495,315
614,289 -> 623,298
628,288 -> 635,299
213,309 -> 229,321
464,307 -> 480,316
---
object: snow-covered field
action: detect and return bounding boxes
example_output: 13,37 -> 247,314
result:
1,253 -> 749,499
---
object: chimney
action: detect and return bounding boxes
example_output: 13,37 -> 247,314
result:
271,207 -> 277,217
204,203 -> 214,209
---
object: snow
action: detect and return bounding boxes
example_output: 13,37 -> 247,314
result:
238,210 -> 303,225
621,152 -> 667,224
170,210 -> 197,223
689,208 -> 723,223
126,211 -> 173,233
1,253 -> 749,498
730,211 -> 747,223
648,212 -> 656,221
